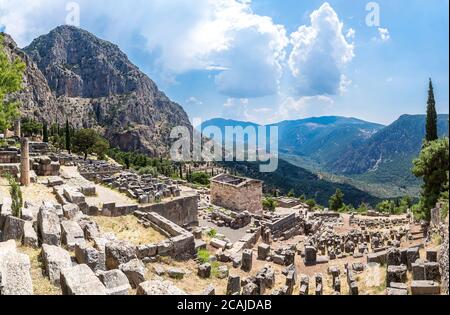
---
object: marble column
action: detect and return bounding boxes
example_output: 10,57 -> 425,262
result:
20,137 -> 30,186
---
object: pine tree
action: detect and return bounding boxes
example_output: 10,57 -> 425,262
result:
65,119 -> 71,154
425,78 -> 438,142
43,122 -> 49,143
329,189 -> 344,211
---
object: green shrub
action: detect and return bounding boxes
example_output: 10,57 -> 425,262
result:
263,197 -> 278,212
197,249 -> 211,264
207,228 -> 217,238
6,174 -> 22,218
188,172 -> 210,186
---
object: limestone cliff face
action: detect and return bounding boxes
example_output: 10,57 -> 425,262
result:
1,34 -> 63,124
3,25 -> 192,157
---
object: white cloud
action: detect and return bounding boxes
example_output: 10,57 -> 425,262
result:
186,97 -> 203,107
0,0 -> 66,46
0,0 -> 288,98
288,2 -> 355,96
276,95 -> 335,122
377,27 -> 390,42
339,74 -> 352,95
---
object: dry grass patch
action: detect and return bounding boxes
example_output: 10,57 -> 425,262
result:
91,215 -> 167,245
17,245 -> 62,295
358,263 -> 386,295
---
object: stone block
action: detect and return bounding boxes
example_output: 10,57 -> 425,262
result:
0,252 -> 33,295
226,275 -> 241,295
426,249 -> 438,263
105,240 -> 137,270
406,247 -> 420,270
75,244 -> 105,272
257,243 -> 270,261
23,221 -> 38,248
424,262 -> 441,282
198,263 -> 212,279
2,215 -> 25,242
386,265 -> 407,287
98,269 -> 131,295
63,204 -> 80,220
37,205 -> 61,246
241,249 -> 253,272
119,258 -> 146,289
60,264 -> 107,295
61,220 -> 85,251
412,263 -> 425,281
137,280 -> 187,295
410,280 -> 441,295
41,244 -> 72,285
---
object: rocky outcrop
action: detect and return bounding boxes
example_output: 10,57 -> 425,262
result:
1,33 -> 63,124
2,25 -> 192,156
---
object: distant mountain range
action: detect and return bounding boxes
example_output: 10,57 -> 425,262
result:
203,114 -> 449,200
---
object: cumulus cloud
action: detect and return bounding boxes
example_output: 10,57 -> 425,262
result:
222,98 -> 272,122
0,0 -> 66,46
276,95 -> 335,122
0,0 -> 288,98
288,2 -> 355,96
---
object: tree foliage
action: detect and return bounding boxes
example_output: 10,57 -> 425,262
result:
0,35 -> 26,133
188,172 -> 210,186
412,138 -> 449,220
329,189 -> 344,211
72,129 -> 109,160
21,117 -> 42,137
263,197 -> 278,212
43,122 -> 49,143
107,148 -> 176,177
6,174 -> 23,218
65,119 -> 71,154
425,79 -> 438,143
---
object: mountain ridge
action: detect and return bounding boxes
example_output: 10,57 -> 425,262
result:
3,25 -> 193,157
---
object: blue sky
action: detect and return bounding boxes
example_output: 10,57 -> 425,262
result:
1,0 -> 448,125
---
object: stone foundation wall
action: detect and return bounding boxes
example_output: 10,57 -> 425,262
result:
135,211 -> 195,260
211,180 -> 262,214
139,194 -> 198,227
0,151 -> 20,164
0,164 -> 20,177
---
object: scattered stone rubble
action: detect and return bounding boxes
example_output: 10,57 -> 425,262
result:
0,144 -> 448,296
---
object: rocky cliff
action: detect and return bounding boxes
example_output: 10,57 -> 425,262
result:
3,25 -> 192,157
1,33 -> 63,124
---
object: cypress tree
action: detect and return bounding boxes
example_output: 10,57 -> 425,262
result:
65,119 -> 71,154
425,78 -> 438,142
43,122 -> 49,143
179,163 -> 183,179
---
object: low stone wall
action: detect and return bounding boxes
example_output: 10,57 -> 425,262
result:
139,194 -> 198,227
0,151 -> 20,164
266,213 -> 297,233
135,211 -> 195,260
230,227 -> 261,254
0,164 -> 19,177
